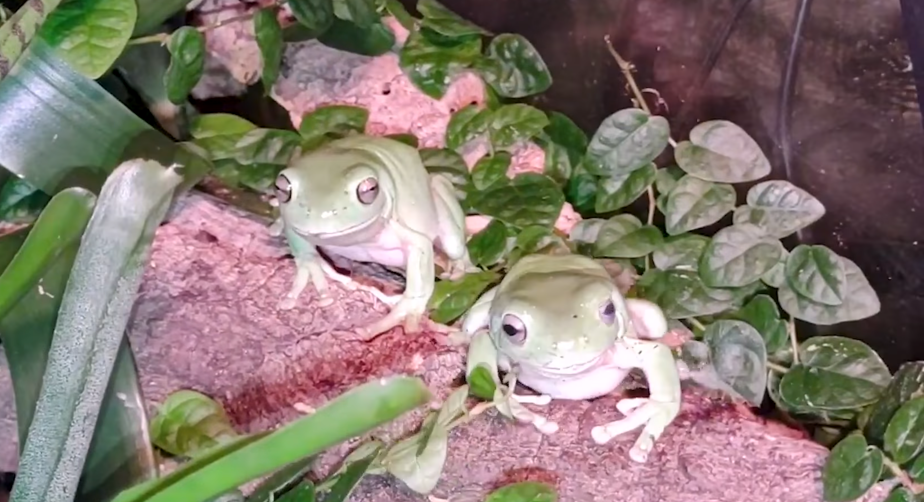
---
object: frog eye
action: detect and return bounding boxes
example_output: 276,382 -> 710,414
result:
357,177 -> 379,205
600,300 -> 617,326
500,314 -> 526,345
274,174 -> 292,203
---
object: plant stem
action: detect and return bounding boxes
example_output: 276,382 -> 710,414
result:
882,455 -> 924,495
687,318 -> 707,333
127,10 -> 262,46
767,362 -> 789,374
787,318 -> 799,365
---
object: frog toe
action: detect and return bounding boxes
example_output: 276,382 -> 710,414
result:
278,296 -> 298,310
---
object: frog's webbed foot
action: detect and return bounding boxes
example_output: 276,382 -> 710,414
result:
495,387 -> 558,435
355,295 -> 429,340
590,397 -> 680,463
439,257 -> 480,281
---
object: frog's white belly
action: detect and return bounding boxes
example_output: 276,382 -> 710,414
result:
319,226 -> 411,269
515,364 -> 631,401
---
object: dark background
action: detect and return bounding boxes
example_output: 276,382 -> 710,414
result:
395,0 -> 924,370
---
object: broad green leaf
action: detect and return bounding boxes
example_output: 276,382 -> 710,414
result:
677,340 -> 749,401
467,219 -> 509,268
480,34 -> 552,98
544,111 -> 588,165
488,104 -> 549,149
584,109 -> 670,176
164,27 -> 206,104
254,8 -> 284,94
674,120 -> 771,183
384,0 -> 415,30
761,247 -> 788,288
911,453 -> 924,482
594,162 -> 656,213
736,180 -> 826,239
334,0 -> 376,28
652,234 -> 709,271
798,336 -> 891,388
864,362 -> 924,443
778,255 -> 880,325
654,165 -> 684,194
243,457 -> 315,502
428,270 -> 500,323
592,214 -> 663,259
191,114 -> 257,138
565,172 -> 597,215
276,482 -> 315,502
417,0 -> 490,37
703,320 -> 768,406
399,27 -> 481,98
465,173 -> 564,229
113,377 -> 431,502
698,224 -> 782,288
822,433 -> 883,502
324,442 -> 383,502
382,415 -> 449,494
537,139 -> 573,185
882,488 -> 917,502
779,366 -> 884,411
288,0 -> 334,33
884,397 -> 924,464
446,105 -> 486,150
783,244 -> 847,306
12,161 -> 183,502
38,0 -> 138,79
419,148 -> 470,190
468,364 -> 497,401
150,390 -> 239,458
298,105 -> 369,143
568,218 -> 606,245
0,176 -> 50,224
485,482 -> 557,502
726,295 -> 787,354
636,268 -> 749,319
471,152 -> 511,190
232,129 -> 302,165
436,385 -> 470,429
663,175 -> 736,236
318,18 -> 395,56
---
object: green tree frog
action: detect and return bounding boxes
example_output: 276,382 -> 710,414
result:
273,135 -> 475,339
462,253 -> 682,463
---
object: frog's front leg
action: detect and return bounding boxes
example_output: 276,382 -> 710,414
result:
429,173 -> 477,280
279,227 -> 338,309
466,331 -> 557,434
356,221 -> 435,339
591,337 -> 681,463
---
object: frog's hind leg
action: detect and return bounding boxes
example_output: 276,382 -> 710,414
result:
429,173 -> 476,280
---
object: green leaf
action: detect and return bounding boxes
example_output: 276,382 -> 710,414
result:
436,385 -> 470,429
726,295 -> 788,354
584,108 -> 670,176
416,0 -> 490,37
487,104 -> 549,149
399,27 -> 482,99
298,105 -> 369,143
428,270 -> 500,323
882,487 -> 917,502
113,377 -> 431,502
468,364 -> 497,401
654,165 -> 684,194
703,320 -> 768,406
232,129 -> 303,165
594,162 -> 656,213
485,481 -> 557,502
38,0 -> 138,79
276,482 -> 315,502
780,366 -> 884,411
191,114 -> 257,138
164,26 -> 206,104
467,219 -> 509,268
0,176 -> 50,224
734,180 -> 826,239
288,0 -> 334,33
662,175 -> 736,235
822,433 -> 883,502
243,457 -> 315,502
419,148 -> 470,189
150,390 -> 239,458
911,453 -> 924,482
335,0 -> 376,28
318,18 -> 396,56
778,255 -> 880,325
537,139 -> 573,185
801,336 -> 891,387
446,105 -> 485,150
545,111 -> 588,164
592,214 -> 663,259
384,0 -> 416,30
479,34 -> 552,98
565,172 -> 597,215
636,268 -> 749,319
698,223 -> 783,288
864,362 -> 924,444
465,173 -> 564,229
324,442 -> 383,502
674,120 -> 771,183
761,247 -> 788,288
382,415 -> 449,494
783,244 -> 847,306
884,397 -> 924,464
254,8 -> 284,94
471,152 -> 511,190
385,133 -> 419,147
652,234 -> 709,271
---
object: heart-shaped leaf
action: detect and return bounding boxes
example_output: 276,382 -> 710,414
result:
884,396 -> 924,464
778,255 -> 880,325
594,162 -> 656,213
164,26 -> 206,104
864,362 -> 924,443
822,433 -> 883,502
652,234 -> 710,271
592,214 -> 663,259
734,180 -> 825,239
480,34 -> 552,98
783,244 -> 847,306
663,175 -> 736,235
584,108 -> 670,176
703,320 -> 768,406
674,120 -> 771,183
698,223 -> 782,288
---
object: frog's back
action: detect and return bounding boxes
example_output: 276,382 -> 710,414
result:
330,135 -> 440,236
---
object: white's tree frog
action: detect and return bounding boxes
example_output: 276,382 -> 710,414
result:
462,253 -> 682,463
273,135 -> 475,339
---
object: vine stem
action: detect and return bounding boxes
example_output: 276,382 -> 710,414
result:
687,318 -> 707,333
767,362 -> 789,374
787,318 -> 799,365
127,9 -> 268,46
882,455 -> 924,495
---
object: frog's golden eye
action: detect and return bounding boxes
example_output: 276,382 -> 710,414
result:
600,300 -> 616,326
274,174 -> 292,203
357,177 -> 379,205
501,314 -> 526,345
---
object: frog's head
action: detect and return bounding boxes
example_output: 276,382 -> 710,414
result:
274,147 -> 393,239
488,271 -> 630,375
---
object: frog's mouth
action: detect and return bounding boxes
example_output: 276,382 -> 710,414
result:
525,350 -> 611,377
289,216 -> 381,243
